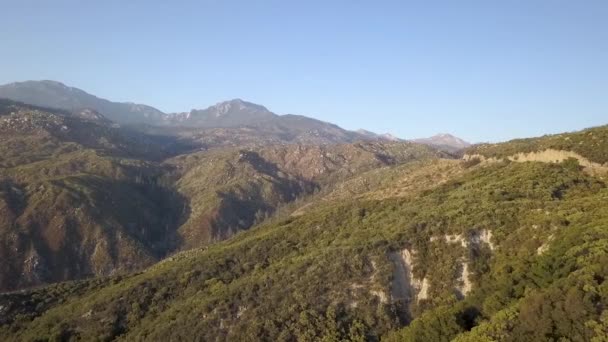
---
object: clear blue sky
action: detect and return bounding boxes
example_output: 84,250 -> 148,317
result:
1,0 -> 607,142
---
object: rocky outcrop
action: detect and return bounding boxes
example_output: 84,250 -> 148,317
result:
464,149 -> 608,174
455,261 -> 472,298
430,229 -> 495,251
537,234 -> 554,255
389,249 -> 429,304
349,260 -> 388,305
428,230 -> 495,299
471,229 -> 495,251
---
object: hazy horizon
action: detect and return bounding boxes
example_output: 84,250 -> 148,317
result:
1,1 -> 607,142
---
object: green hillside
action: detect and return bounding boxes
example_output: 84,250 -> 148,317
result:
466,125 -> 608,165
2,149 -> 607,341
0,100 -> 442,292
0,100 -> 188,291
1,99 -> 607,341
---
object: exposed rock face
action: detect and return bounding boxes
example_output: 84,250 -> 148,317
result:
371,289 -> 389,304
441,234 -> 469,248
388,248 -> 430,323
349,259 -> 387,305
455,261 -> 472,298
168,99 -> 276,127
418,277 -> 430,301
428,229 -> 496,299
389,231 -> 494,308
464,149 -> 608,174
389,249 -> 429,304
471,229 -> 495,251
430,229 -> 495,251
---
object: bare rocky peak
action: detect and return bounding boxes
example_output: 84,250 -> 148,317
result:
413,133 -> 471,152
207,99 -> 270,117
166,98 -> 277,127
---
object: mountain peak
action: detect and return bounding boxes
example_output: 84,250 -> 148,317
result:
168,99 -> 277,127
412,133 -> 471,152
208,99 -> 270,117
38,80 -> 68,87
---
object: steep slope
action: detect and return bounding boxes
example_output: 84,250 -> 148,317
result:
356,130 -> 402,142
0,100 -> 190,163
2,125 -> 607,341
0,100 -> 188,291
0,100 -> 442,291
0,81 -> 166,125
291,158 -> 466,216
168,141 -> 442,248
166,148 -> 316,248
465,124 -> 608,166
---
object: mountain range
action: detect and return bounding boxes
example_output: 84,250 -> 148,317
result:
0,80 -> 469,150
412,133 -> 471,152
0,98 -> 448,292
1,80 -> 604,341
0,80 -> 166,124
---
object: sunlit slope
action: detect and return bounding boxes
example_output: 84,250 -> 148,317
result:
0,100 -> 187,291
167,141 -> 442,247
2,155 -> 606,341
466,124 -> 608,166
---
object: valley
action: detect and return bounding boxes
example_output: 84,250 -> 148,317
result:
0,82 -> 606,341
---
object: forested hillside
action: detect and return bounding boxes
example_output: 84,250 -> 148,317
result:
0,100 -> 442,292
0,100 -> 189,291
466,125 -> 608,166
1,125 -> 607,341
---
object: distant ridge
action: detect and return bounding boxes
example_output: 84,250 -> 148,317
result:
412,133 -> 471,152
0,80 -> 166,124
0,80 -> 393,145
356,129 -> 403,141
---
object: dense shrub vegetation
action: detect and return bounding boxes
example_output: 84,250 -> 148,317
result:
2,99 -> 608,341
0,100 -> 440,292
2,157 -> 607,341
467,124 -> 608,164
